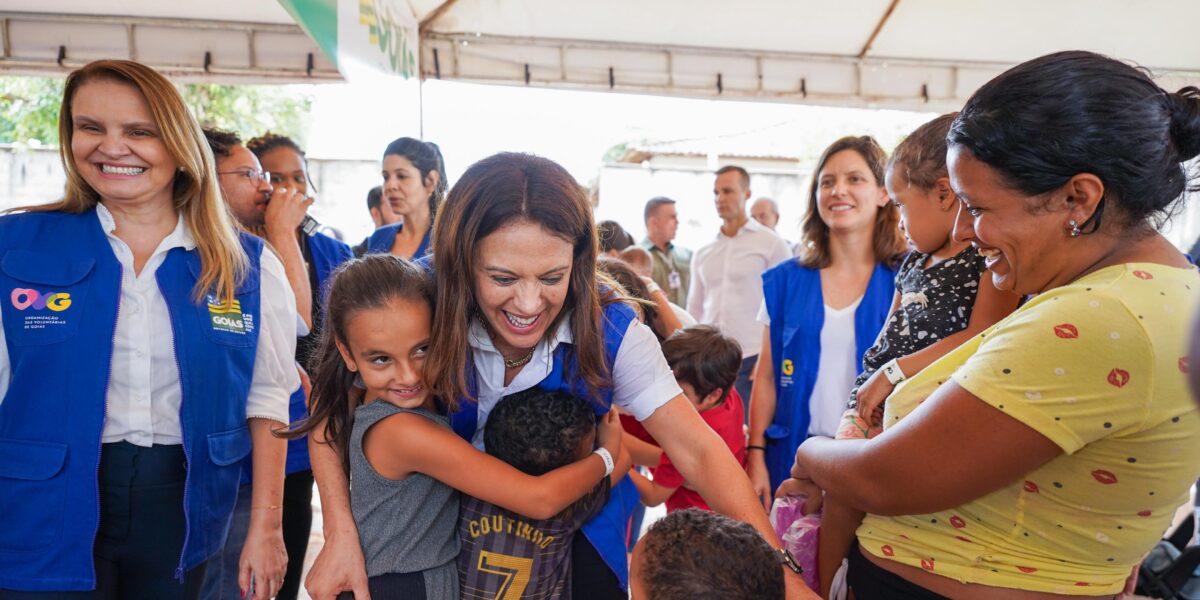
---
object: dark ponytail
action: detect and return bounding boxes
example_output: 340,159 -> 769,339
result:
1167,87 -> 1200,162
949,51 -> 1199,233
280,254 -> 437,474
382,137 -> 447,221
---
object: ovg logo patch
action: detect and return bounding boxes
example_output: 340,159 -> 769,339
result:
207,295 -> 249,334
781,359 -> 794,376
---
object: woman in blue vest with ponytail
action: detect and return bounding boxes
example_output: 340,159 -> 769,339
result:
747,136 -> 907,503
0,60 -> 298,600
304,152 -> 812,599
364,137 -> 446,259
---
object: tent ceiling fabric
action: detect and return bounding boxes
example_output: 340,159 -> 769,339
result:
2,0 -> 1199,109
0,0 -> 338,82
410,0 -> 1200,110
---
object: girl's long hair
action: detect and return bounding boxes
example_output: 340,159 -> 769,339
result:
282,254 -> 436,474
22,59 -> 247,304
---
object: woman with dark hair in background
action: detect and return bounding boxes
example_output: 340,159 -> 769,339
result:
747,135 -> 906,501
365,137 -> 446,259
784,51 -> 1200,599
198,132 -> 350,600
304,152 -> 813,599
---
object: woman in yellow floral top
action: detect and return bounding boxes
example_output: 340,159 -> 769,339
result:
782,50 -> 1200,599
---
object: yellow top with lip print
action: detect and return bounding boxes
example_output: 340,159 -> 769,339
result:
857,263 -> 1200,595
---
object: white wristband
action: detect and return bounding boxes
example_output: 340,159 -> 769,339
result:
593,448 -> 615,477
881,358 -> 907,385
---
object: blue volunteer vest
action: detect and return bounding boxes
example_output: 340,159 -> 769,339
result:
283,231 -> 352,475
365,222 -> 431,258
760,259 -> 896,492
450,301 -> 642,591
0,209 -> 262,591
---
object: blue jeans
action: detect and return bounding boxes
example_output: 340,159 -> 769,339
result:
198,484 -> 251,600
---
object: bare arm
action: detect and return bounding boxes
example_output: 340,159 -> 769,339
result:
795,381 -> 1061,516
858,279 -> 1018,420
746,326 -> 776,511
240,418 -> 288,600
628,470 -> 677,507
643,395 -> 817,599
263,187 -> 315,330
370,414 -> 615,520
896,273 -> 1018,376
622,432 -> 663,467
646,286 -> 684,338
612,444 -> 634,487
304,421 -> 371,600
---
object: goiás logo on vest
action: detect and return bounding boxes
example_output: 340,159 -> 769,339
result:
206,294 -> 253,335
780,358 -> 795,388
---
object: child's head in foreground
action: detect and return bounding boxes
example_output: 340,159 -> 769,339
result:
484,387 -> 595,475
631,508 -> 784,599
661,325 -> 742,411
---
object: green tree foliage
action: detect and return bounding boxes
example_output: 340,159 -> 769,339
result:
180,83 -> 312,146
0,77 -> 65,147
0,76 -> 312,147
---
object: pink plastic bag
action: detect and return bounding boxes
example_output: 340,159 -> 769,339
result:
770,494 -> 821,591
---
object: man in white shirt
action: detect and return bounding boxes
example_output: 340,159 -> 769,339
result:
688,166 -> 792,408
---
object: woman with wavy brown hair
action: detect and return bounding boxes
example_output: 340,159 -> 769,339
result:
304,152 -> 812,599
747,135 -> 907,501
0,60 -> 295,599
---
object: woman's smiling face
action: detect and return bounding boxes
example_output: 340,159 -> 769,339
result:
949,145 -> 1071,295
70,79 -> 179,208
816,149 -> 889,233
472,219 -> 574,356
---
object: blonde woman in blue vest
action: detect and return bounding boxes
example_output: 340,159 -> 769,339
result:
0,60 -> 297,600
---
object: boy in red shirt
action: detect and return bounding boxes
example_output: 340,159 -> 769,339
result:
630,325 -> 746,512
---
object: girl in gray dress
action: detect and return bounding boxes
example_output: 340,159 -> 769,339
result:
286,255 -> 621,600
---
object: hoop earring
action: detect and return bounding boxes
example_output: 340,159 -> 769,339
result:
1068,220 -> 1081,238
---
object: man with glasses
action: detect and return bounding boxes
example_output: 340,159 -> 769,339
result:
198,129 -> 352,600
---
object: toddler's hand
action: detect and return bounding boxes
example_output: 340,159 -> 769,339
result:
855,368 -> 894,425
774,477 -> 824,514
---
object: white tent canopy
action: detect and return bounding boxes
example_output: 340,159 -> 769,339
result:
2,0 -> 1199,109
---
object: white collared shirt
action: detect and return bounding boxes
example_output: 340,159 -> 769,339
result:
0,205 -> 298,446
687,218 -> 792,358
466,308 -> 681,449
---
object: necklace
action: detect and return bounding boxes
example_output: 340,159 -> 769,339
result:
504,348 -> 535,369
476,313 -> 536,368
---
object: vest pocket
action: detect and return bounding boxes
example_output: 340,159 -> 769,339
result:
0,437 -> 68,550
205,426 -> 252,523
0,251 -> 95,346
207,426 -> 252,467
194,290 -> 260,348
189,254 -> 260,348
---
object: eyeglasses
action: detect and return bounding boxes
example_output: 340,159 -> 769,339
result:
217,169 -> 271,185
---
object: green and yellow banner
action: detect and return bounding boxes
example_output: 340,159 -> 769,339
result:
279,0 -> 419,80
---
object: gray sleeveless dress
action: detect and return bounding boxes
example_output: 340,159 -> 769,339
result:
350,401 -> 460,599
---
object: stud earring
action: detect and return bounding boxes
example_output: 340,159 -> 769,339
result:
1068,220 -> 1081,238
